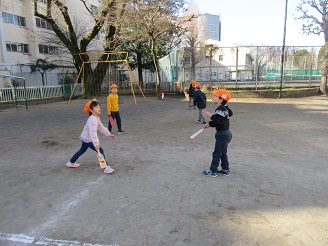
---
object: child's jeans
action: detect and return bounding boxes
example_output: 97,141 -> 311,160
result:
210,130 -> 232,172
198,108 -> 206,123
189,97 -> 194,108
108,111 -> 122,131
70,141 -> 107,164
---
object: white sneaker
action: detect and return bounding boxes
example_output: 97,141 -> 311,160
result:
104,166 -> 115,174
66,162 -> 80,168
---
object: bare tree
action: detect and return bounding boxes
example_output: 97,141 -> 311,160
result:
123,0 -> 192,97
31,0 -> 127,96
181,1 -> 206,80
250,46 -> 283,80
291,49 -> 312,69
295,0 -> 327,95
30,59 -> 57,86
33,16 -> 92,66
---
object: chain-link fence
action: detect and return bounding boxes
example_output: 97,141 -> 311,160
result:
2,46 -> 325,98
158,45 -> 324,90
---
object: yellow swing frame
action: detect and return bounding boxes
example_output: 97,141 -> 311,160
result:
68,51 -> 147,105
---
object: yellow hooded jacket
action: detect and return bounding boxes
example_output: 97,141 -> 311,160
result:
107,93 -> 119,114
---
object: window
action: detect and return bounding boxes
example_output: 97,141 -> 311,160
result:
2,12 -> 26,27
35,17 -> 52,30
3,13 -> 14,24
6,42 -> 29,53
38,44 -> 58,55
11,43 -> 18,52
19,16 -> 26,26
219,55 -> 223,61
22,44 -> 29,53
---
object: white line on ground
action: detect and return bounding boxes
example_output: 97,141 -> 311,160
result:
29,176 -> 105,237
13,175 -> 119,245
0,232 -> 119,246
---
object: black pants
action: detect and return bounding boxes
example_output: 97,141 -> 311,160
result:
108,111 -> 122,131
210,130 -> 232,172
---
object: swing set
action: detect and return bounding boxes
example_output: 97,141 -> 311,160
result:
68,51 -> 147,105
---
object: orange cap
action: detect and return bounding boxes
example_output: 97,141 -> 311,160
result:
212,89 -> 231,101
110,84 -> 118,89
191,80 -> 196,85
195,83 -> 201,89
83,98 -> 98,115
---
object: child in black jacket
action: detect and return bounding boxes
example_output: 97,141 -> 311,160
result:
193,83 -> 207,124
187,80 -> 196,109
202,89 -> 233,177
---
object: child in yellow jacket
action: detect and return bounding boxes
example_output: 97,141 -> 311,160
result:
107,84 -> 126,134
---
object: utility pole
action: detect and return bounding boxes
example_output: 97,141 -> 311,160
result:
279,0 -> 288,99
209,46 -> 213,89
205,44 -> 213,89
235,47 -> 239,86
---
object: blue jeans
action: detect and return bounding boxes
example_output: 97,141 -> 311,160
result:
198,108 -> 206,123
210,130 -> 232,172
70,141 -> 107,165
108,111 -> 122,131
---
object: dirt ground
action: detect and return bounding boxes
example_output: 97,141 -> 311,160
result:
0,94 -> 328,246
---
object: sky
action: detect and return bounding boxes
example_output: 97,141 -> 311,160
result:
193,0 -> 324,46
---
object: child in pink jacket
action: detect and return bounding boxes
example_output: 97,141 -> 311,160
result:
66,99 -> 116,174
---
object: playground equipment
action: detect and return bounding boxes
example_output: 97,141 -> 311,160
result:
68,51 -> 147,104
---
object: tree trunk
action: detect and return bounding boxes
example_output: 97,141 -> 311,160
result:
137,51 -> 144,88
191,47 -> 196,79
83,64 -> 95,97
150,40 -> 161,98
153,54 -> 162,98
41,73 -> 45,86
82,59 -> 111,97
320,42 -> 328,95
82,25 -> 116,97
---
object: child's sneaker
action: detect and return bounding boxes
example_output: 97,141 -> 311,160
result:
218,169 -> 230,176
104,166 -> 115,174
196,120 -> 202,124
117,130 -> 126,134
66,162 -> 80,168
203,169 -> 217,177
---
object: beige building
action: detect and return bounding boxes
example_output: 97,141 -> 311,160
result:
0,0 -> 102,86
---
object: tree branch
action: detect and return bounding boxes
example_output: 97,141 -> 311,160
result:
33,0 -> 72,48
54,0 -> 78,46
80,0 -> 95,18
80,0 -> 116,51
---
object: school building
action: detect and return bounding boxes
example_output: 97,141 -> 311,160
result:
0,0 -> 102,86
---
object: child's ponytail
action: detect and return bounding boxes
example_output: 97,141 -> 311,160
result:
225,105 -> 233,117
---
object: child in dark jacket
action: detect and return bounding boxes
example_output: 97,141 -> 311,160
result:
193,83 -> 207,124
202,89 -> 233,177
187,80 -> 196,109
